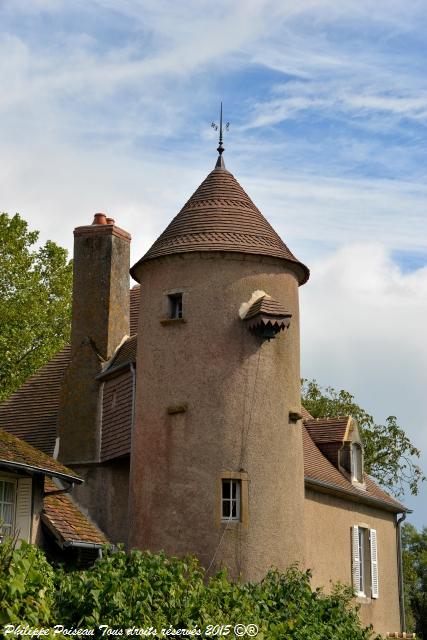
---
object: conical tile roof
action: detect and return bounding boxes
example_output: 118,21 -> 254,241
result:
131,166 -> 309,284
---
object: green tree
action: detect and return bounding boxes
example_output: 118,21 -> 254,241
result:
301,379 -> 424,498
0,213 -> 72,401
401,522 -> 427,637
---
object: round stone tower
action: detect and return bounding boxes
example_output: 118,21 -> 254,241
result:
128,147 -> 309,582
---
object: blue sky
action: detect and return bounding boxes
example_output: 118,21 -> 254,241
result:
1,0 -> 427,526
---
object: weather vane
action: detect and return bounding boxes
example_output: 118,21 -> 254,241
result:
211,102 -> 229,166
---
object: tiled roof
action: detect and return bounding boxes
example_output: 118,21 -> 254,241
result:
305,417 -> 350,444
244,295 -> 291,321
131,167 -> 309,285
0,346 -> 70,455
0,288 -> 140,456
303,426 -> 405,511
0,429 -> 82,483
301,406 -> 314,421
43,478 -> 107,547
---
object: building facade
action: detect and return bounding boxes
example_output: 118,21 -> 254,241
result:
0,150 -> 407,635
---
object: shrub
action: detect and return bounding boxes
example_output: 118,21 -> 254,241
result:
0,543 -> 379,639
0,539 -> 55,626
54,547 -> 377,639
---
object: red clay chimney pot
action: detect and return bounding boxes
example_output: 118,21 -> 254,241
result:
92,213 -> 108,225
106,217 -> 115,225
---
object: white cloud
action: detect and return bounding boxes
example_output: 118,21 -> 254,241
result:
300,244 -> 427,522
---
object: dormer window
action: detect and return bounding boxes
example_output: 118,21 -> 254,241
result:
168,293 -> 183,319
351,443 -> 363,483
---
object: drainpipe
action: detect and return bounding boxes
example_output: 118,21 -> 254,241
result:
396,512 -> 407,632
43,481 -> 74,498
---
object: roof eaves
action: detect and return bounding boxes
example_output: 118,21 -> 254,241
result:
0,459 -> 83,485
40,513 -> 103,549
304,476 -> 409,513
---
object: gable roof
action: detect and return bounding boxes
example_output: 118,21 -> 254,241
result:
0,284 -> 405,513
130,167 -> 309,285
0,429 -> 82,484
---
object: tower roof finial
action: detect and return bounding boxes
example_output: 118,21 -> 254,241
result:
211,102 -> 229,169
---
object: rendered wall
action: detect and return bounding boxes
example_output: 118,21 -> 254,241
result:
129,251 -> 305,582
71,458 -> 130,545
304,488 -> 401,635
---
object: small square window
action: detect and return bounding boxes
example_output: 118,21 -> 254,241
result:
168,293 -> 183,319
221,479 -> 241,521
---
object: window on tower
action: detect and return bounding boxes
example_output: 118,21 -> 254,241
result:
221,479 -> 241,521
168,293 -> 183,319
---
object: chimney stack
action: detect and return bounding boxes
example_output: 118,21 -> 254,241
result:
58,214 -> 131,464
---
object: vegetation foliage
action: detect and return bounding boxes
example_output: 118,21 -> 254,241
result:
301,378 -> 424,497
402,522 -> 427,637
0,213 -> 72,401
0,542 -> 379,639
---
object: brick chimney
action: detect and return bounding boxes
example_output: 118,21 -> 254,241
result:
58,214 -> 131,464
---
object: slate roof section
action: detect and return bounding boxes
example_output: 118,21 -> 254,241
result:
0,289 -> 140,456
43,478 -> 107,547
0,429 -> 82,484
131,167 -> 309,285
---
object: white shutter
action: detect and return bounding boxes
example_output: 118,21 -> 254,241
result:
352,525 -> 361,594
370,528 -> 379,599
15,478 -> 32,546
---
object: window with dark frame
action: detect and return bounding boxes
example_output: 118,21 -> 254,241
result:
168,293 -> 183,319
221,479 -> 241,521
